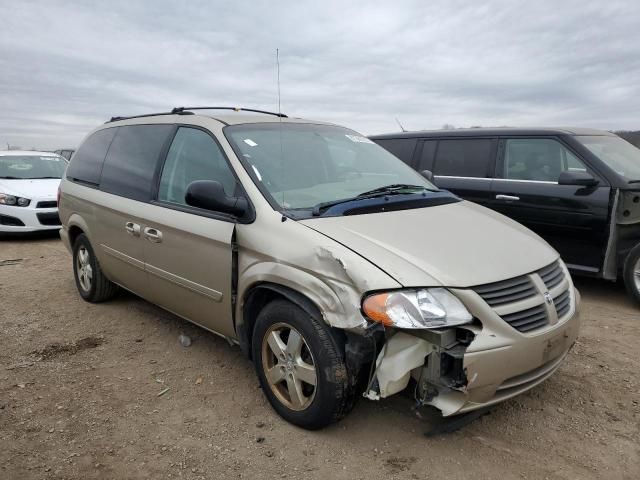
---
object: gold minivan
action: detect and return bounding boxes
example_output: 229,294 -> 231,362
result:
59,108 -> 580,429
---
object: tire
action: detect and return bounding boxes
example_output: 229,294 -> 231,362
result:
623,243 -> 640,305
72,233 -> 118,303
252,299 -> 356,430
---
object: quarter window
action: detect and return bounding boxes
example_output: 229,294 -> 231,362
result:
374,138 -> 417,165
433,139 -> 494,178
158,127 -> 237,207
66,128 -> 117,185
99,125 -> 174,201
503,138 -> 587,182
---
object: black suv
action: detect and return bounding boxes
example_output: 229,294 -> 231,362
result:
370,128 -> 640,303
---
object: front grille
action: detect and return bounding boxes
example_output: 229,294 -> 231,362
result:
36,201 -> 57,208
502,303 -> 549,332
473,260 -> 571,334
36,212 -> 61,226
473,275 -> 536,307
554,289 -> 571,318
539,261 -> 564,289
0,214 -> 25,226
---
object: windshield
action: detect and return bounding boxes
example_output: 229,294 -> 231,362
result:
0,155 -> 67,179
224,123 -> 437,212
576,135 -> 640,182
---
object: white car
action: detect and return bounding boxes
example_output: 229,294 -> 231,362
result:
0,150 -> 67,232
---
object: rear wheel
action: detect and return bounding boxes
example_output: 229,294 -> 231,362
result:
72,234 -> 118,302
623,243 -> 640,305
252,299 -> 355,430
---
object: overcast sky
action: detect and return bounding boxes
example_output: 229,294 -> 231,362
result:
1,0 -> 639,149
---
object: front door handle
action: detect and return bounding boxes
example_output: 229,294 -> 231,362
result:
125,221 -> 141,237
143,227 -> 163,243
496,194 -> 520,201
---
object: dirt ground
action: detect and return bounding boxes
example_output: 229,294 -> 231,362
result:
1,233 -> 638,480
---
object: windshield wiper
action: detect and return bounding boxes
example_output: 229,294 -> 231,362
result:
311,185 -> 431,216
628,179 -> 640,184
27,176 -> 61,179
356,184 -> 433,197
0,176 -> 24,179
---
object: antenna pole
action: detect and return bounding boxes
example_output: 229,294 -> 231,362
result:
395,117 -> 407,132
276,48 -> 282,116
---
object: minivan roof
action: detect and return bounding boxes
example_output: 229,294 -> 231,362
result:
369,126 -> 616,140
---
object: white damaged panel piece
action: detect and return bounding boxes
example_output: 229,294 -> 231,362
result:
374,332 -> 430,398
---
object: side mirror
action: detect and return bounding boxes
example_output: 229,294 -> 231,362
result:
185,180 -> 248,216
558,171 -> 599,187
420,169 -> 434,182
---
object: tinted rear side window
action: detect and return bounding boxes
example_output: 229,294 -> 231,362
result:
66,128 -> 117,185
433,139 -> 494,178
100,124 -> 174,201
374,138 -> 417,165
417,140 -> 438,171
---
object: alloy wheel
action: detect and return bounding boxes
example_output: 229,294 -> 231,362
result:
261,322 -> 317,411
76,246 -> 93,292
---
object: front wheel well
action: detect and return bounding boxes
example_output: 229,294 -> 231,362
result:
239,283 -> 324,359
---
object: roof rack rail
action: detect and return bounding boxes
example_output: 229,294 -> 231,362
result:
107,110 -> 194,123
171,106 -> 287,118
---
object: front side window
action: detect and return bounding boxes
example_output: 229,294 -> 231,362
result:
224,123 -> 439,215
0,155 -> 67,179
503,138 -> 587,182
576,135 -> 640,182
158,127 -> 237,207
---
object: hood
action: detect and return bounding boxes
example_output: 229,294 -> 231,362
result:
300,201 -> 558,288
0,178 -> 61,199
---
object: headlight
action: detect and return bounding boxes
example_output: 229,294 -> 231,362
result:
0,193 -> 30,207
362,288 -> 472,329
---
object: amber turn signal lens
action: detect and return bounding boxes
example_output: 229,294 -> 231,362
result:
363,293 -> 393,326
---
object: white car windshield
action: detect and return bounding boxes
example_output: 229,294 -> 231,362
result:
225,123 -> 438,212
576,136 -> 640,182
0,155 -> 67,179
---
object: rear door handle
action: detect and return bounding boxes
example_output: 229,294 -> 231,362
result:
125,221 -> 141,237
143,227 -> 163,243
496,194 -> 520,201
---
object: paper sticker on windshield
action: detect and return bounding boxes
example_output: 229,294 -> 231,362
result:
40,156 -> 58,161
345,134 -> 374,144
244,139 -> 258,147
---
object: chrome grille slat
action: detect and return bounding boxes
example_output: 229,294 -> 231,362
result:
472,276 -> 536,307
473,260 -> 572,334
540,261 -> 564,289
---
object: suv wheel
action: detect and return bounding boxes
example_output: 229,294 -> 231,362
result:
623,243 -> 640,305
252,299 -> 355,430
72,234 -> 118,302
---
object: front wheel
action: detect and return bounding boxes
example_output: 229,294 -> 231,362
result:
252,299 -> 355,430
623,243 -> 640,305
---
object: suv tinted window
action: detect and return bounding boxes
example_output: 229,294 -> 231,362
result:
100,124 -> 173,201
66,128 -> 117,185
417,140 -> 438,171
433,139 -> 494,177
158,127 -> 237,207
374,138 -> 417,164
503,138 -> 587,182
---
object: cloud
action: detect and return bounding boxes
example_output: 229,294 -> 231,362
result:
1,0 -> 639,149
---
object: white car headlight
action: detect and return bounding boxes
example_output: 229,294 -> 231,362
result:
0,192 -> 30,207
362,288 -> 472,329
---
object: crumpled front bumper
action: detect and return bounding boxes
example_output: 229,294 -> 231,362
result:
368,287 -> 581,416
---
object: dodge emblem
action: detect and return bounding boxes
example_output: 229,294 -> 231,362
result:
544,291 -> 554,305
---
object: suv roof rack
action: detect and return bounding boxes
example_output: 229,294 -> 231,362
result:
107,106 -> 287,123
171,106 -> 287,118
